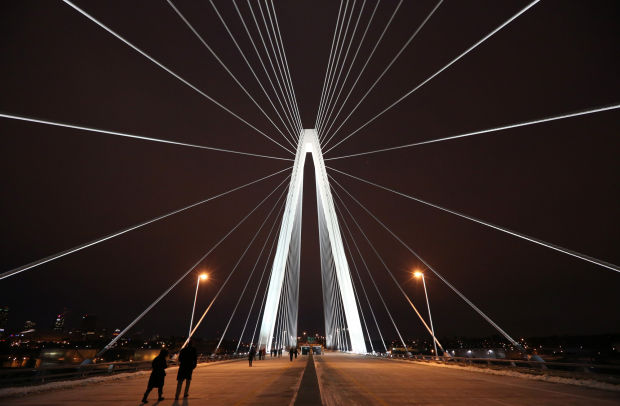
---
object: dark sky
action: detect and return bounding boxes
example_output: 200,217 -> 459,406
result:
1,0 -> 618,344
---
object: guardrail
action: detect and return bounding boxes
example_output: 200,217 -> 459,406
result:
382,353 -> 620,377
0,354 -> 245,388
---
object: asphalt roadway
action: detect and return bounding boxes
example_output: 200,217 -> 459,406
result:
4,352 -> 619,405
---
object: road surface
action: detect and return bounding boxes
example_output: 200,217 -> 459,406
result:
315,353 -> 619,405
3,353 -> 619,405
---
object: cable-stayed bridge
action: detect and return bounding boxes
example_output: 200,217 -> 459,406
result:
1,1 -> 618,405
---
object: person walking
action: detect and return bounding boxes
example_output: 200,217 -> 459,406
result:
294,347 -> 298,359
141,349 -> 168,403
289,347 -> 294,362
175,340 -> 197,400
248,346 -> 256,367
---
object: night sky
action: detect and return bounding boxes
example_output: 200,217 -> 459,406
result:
1,1 -> 618,344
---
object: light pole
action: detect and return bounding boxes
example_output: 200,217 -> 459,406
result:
414,270 -> 438,358
188,273 -> 208,338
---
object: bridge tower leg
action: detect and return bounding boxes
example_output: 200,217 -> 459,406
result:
257,129 -> 366,354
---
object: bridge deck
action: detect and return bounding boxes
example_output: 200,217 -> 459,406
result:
4,353 -> 619,405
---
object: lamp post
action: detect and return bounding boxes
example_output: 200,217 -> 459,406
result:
414,270 -> 438,358
188,273 -> 208,338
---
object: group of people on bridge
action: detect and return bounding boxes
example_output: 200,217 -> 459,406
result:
141,340 -> 304,403
141,339 -> 197,404
247,345 -> 299,366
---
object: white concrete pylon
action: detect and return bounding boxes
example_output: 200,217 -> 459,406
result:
258,129 -> 366,353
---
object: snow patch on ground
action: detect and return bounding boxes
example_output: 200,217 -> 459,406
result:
409,360 -> 620,392
0,369 -> 153,398
0,359 -> 242,399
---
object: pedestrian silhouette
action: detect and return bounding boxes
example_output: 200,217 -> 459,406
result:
248,346 -> 256,367
141,348 -> 168,403
289,347 -> 294,361
175,339 -> 197,400
294,348 -> 298,359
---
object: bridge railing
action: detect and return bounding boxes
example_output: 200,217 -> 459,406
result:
0,353 -> 245,388
382,353 -> 620,377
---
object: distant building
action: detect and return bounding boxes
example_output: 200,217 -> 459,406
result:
54,311 -> 66,332
81,314 -> 97,334
24,320 -> 36,330
0,306 -> 8,335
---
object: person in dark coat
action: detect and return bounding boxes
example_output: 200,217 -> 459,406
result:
175,340 -> 198,400
141,349 -> 168,403
294,348 -> 298,359
248,346 -> 256,367
289,347 -> 294,361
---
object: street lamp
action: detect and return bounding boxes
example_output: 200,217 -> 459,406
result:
414,270 -> 438,358
188,273 -> 208,337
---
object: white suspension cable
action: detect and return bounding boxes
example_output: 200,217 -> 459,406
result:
319,0 -> 403,145
61,0 -> 294,155
318,0 -> 366,136
167,0 -> 296,150
316,0 -> 353,134
324,0 -> 541,155
252,249 -> 277,348
315,0 -> 344,129
235,202 -> 283,353
335,287 -> 347,350
325,104 -> 620,160
318,0 -> 380,143
0,167 -> 290,281
269,0 -> 304,131
283,191 -> 302,348
317,182 -> 341,348
247,0 -> 301,136
341,213 -> 384,353
338,280 -> 352,350
321,0 -> 443,147
329,175 -> 524,350
317,196 -> 334,347
332,196 -> 409,352
329,167 -> 620,273
99,174 -> 290,356
274,271 -> 287,349
317,0 -> 358,135
182,176 -> 291,349
334,189 -> 446,353
255,1 -> 301,133
317,191 -> 345,350
233,0 -> 301,139
261,0 -> 303,132
213,187 -> 288,354
207,1 -> 299,146
281,261 -> 291,348
0,112 -> 293,162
